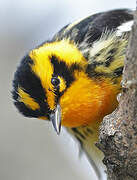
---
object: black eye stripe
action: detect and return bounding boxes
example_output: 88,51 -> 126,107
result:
50,55 -> 81,88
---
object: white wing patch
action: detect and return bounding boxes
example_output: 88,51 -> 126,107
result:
117,20 -> 133,36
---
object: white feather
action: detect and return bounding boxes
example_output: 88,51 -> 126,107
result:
117,20 -> 133,36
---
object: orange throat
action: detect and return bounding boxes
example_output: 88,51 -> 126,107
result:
60,71 -> 120,127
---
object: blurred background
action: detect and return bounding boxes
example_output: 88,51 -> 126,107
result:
1,0 -> 135,180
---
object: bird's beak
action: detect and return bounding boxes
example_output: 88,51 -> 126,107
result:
50,104 -> 61,135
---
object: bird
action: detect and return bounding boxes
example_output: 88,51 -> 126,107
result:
12,9 -> 134,180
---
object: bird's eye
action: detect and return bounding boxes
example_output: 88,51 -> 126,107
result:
51,77 -> 60,87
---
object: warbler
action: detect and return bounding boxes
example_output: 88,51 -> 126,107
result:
12,9 -> 133,179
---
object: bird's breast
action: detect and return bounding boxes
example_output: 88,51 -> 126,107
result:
60,71 -> 121,127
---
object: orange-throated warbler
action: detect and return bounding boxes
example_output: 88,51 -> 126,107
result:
12,9 -> 133,179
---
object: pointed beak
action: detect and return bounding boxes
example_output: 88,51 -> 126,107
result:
50,104 -> 61,135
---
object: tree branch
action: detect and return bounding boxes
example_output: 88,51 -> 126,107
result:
97,8 -> 137,180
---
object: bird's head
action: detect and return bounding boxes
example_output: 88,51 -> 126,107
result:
12,39 -> 118,134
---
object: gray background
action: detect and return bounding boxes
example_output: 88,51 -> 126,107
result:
1,1 -> 135,180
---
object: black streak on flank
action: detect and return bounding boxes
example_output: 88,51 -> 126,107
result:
105,55 -> 114,67
105,48 -> 117,67
50,55 -> 81,88
72,128 -> 86,140
12,54 -> 49,118
86,61 -> 104,77
113,66 -> 123,77
86,128 -> 94,135
75,136 -> 83,148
